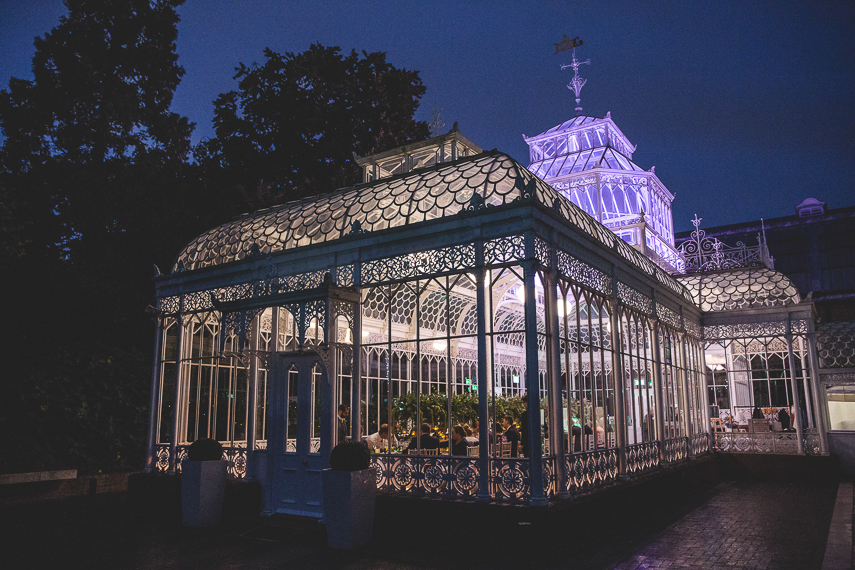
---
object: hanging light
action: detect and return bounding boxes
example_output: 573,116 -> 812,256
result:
432,339 -> 447,351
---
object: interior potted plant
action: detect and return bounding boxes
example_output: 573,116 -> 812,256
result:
322,439 -> 375,550
181,438 -> 227,527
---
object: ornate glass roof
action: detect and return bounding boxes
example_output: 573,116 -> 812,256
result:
173,150 -> 692,304
677,267 -> 800,312
817,321 -> 855,368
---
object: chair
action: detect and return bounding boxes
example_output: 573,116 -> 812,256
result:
711,418 -> 725,433
466,445 -> 479,457
750,419 -> 769,433
420,448 -> 439,455
494,442 -> 511,457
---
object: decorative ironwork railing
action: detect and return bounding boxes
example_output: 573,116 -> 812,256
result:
662,437 -> 689,463
690,432 -> 710,455
625,442 -> 659,475
370,454 -> 481,500
565,447 -> 618,493
714,431 -> 821,455
678,215 -> 773,273
154,444 -> 247,479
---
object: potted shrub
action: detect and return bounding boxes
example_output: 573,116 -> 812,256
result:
322,440 -> 375,550
181,438 -> 227,527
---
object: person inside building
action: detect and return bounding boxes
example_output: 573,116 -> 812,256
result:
777,407 -> 791,431
407,423 -> 439,453
337,404 -> 349,442
439,425 -> 471,455
752,407 -> 764,420
365,423 -> 397,451
501,415 -> 520,457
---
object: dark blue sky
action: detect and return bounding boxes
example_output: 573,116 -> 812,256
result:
2,1 -> 853,232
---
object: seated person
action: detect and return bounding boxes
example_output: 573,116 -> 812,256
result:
462,424 -> 479,445
777,407 -> 791,430
407,423 -> 440,453
438,425 -> 471,455
365,424 -> 397,450
752,407 -> 764,420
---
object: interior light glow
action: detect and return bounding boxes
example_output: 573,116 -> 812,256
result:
432,339 -> 447,351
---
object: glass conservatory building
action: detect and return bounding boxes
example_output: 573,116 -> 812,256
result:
144,119 -> 828,515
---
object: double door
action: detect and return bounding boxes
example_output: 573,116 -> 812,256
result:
267,351 -> 332,517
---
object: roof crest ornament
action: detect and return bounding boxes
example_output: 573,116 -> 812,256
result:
556,34 -> 590,116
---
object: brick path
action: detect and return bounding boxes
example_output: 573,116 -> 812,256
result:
608,480 -> 837,570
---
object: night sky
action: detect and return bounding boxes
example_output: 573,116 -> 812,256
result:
2,1 -> 853,232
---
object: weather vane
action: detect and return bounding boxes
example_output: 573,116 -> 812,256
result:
555,34 -> 590,115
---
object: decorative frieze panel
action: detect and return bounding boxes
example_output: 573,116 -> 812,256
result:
361,244 -> 476,285
566,448 -> 618,493
534,237 -> 551,269
158,269 -> 329,315
556,249 -> 612,296
484,235 -> 525,265
684,319 -> 702,340
656,303 -> 682,331
704,322 -> 788,341
625,442 -> 659,475
337,264 -> 355,287
618,282 -> 653,316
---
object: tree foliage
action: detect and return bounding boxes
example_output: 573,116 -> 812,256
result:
196,44 -> 430,214
0,0 -> 195,474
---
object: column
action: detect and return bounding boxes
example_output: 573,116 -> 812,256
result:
245,314 -> 260,479
475,260 -> 492,502
785,322 -> 805,454
697,340 -> 713,451
168,313 -> 186,474
806,327 -> 829,454
651,319 -> 667,463
678,334 -> 693,446
522,260 -> 547,506
351,282 -> 362,441
547,271 -> 569,496
143,316 -> 164,473
609,299 -> 628,479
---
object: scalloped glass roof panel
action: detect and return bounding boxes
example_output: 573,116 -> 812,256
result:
176,153 -> 528,270
173,150 -> 694,305
676,268 -> 801,312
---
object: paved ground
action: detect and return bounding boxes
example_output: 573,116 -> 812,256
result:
1,479 -> 844,569
608,481 -> 839,570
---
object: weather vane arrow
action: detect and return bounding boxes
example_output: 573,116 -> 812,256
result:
555,34 -> 583,54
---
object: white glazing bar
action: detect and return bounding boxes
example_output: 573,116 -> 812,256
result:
806,328 -> 829,454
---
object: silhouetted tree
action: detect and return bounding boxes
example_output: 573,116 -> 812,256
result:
196,44 -> 430,214
0,0 -> 195,474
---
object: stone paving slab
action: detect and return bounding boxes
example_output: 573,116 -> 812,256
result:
607,481 -> 838,570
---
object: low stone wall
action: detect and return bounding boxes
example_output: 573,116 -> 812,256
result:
0,471 -> 131,505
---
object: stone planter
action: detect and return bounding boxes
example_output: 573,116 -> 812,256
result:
321,468 -> 376,549
181,460 -> 227,527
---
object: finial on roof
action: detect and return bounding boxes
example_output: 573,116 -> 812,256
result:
449,121 -> 459,133
557,35 -> 590,116
605,111 -> 611,119
650,166 -> 655,173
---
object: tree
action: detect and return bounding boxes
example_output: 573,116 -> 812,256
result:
0,0 -> 193,268
196,44 -> 431,214
0,0 -> 196,475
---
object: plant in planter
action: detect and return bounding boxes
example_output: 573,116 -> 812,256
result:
181,438 -> 227,527
322,440 -> 375,550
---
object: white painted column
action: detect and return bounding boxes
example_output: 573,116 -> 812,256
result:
609,299 -> 628,479
143,316 -> 164,473
806,326 -> 829,454
245,314 -> 260,479
522,259 -> 547,506
475,257 -> 492,502
651,318 -> 668,463
547,270 -> 569,496
786,321 -> 806,454
168,312 -> 186,474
